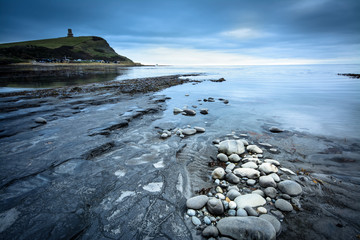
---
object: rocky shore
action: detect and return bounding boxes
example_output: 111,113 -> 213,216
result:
0,74 -> 359,239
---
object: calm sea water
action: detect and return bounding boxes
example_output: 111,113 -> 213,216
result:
1,64 -> 359,139
116,65 -> 360,139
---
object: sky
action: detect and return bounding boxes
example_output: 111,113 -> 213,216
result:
0,0 -> 359,65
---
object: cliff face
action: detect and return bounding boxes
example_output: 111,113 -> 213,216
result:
0,36 -> 134,64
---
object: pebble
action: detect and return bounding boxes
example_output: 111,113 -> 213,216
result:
212,139 -> 220,144
234,194 -> 266,209
217,153 -> 229,162
246,145 -> 263,154
228,154 -> 241,162
194,126 -> 206,133
228,209 -> 236,216
264,159 -> 280,166
202,226 -> 219,238
225,172 -> 240,184
275,199 -> 293,212
216,193 -> 226,200
182,128 -> 197,135
246,179 -> 256,186
217,217 -> 276,240
225,163 -> 235,171
280,167 -> 296,175
173,107 -> 183,113
281,194 -> 291,200
259,142 -> 272,147
257,207 -> 267,214
200,108 -> 209,114
278,180 -> 303,196
269,173 -> 281,182
160,133 -> 168,138
187,209 -> 196,216
259,214 -> 281,234
214,179 -> 220,185
227,189 -> 241,200
241,162 -> 258,169
212,167 -> 225,179
236,208 -> 248,217
207,198 -> 224,216
228,201 -> 237,209
204,216 -> 211,225
35,117 -> 47,124
259,175 -> 277,188
264,187 -> 278,199
269,148 -> 278,153
233,168 -> 260,179
218,140 -> 245,155
192,216 -> 201,225
216,186 -> 223,193
183,109 -> 196,116
258,163 -> 278,174
186,195 -> 209,209
269,126 -> 284,133
244,206 -> 258,216
252,189 -> 265,197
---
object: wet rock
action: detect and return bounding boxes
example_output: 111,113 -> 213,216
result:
259,163 -> 278,174
280,167 -> 296,175
233,168 -> 260,179
160,133 -> 168,139
217,217 -> 276,240
225,163 -> 236,172
246,145 -> 263,154
218,140 -> 245,155
207,198 -> 224,216
200,108 -> 209,114
269,148 -> 278,153
244,206 -> 258,216
183,109 -> 196,116
241,162 -> 258,169
173,107 -> 183,113
213,139 -> 220,144
264,159 -> 280,166
259,142 -> 272,147
228,209 -> 236,216
212,167 -> 225,179
226,172 -> 240,184
182,128 -> 197,136
264,187 -> 278,199
229,201 -> 237,209
187,209 -> 196,216
269,126 -> 284,133
186,195 -> 209,209
204,216 -> 211,225
275,199 -> 293,212
194,126 -> 206,133
278,180 -> 302,196
192,216 -> 201,225
259,175 -> 277,188
259,214 -> 281,234
202,226 -> 219,238
217,153 -> 229,162
269,173 -> 280,182
247,179 -> 256,186
228,154 -> 241,162
236,208 -> 248,216
257,207 -> 267,214
35,117 -> 47,124
252,189 -> 265,197
234,194 -> 266,209
227,189 -> 241,200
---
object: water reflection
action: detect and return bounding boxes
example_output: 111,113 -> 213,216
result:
0,65 -> 130,89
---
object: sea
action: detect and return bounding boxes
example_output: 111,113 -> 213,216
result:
1,64 -> 359,139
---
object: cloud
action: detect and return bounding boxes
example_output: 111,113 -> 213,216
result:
220,28 -> 269,40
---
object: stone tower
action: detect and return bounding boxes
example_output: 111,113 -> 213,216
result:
67,29 -> 73,37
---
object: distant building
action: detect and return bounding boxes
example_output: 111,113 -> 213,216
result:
67,29 -> 73,37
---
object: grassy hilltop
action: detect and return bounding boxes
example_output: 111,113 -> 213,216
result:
0,36 -> 135,65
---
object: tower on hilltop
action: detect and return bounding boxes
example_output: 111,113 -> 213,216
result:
67,29 -> 73,37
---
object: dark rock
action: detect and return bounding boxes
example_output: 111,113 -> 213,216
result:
207,198 -> 224,216
217,217 -> 276,240
269,127 -> 284,133
202,226 -> 219,238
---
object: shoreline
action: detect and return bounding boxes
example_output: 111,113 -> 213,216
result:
0,73 -> 359,239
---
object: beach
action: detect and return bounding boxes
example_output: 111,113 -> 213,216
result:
0,65 -> 359,239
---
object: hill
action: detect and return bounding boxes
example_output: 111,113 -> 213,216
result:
0,36 -> 135,65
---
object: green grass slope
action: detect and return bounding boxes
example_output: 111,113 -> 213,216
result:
0,36 -> 134,64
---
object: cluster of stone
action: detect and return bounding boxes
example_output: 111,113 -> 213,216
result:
185,136 -> 303,239
160,125 -> 205,139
